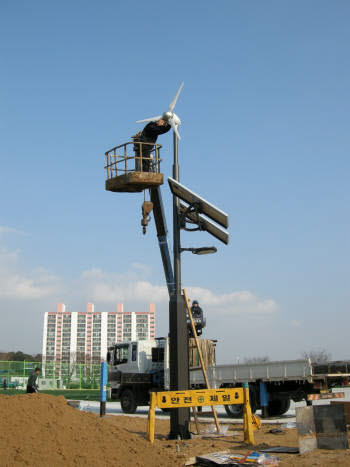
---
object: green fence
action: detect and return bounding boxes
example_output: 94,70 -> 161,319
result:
0,361 -> 101,390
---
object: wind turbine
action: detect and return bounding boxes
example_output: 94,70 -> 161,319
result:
136,82 -> 184,140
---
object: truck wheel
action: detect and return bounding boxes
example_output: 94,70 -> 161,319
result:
120,389 -> 137,414
224,387 -> 257,418
224,403 -> 244,418
267,399 -> 290,417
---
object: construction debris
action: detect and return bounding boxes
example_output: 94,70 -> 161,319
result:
260,446 -> 299,454
195,450 -> 280,466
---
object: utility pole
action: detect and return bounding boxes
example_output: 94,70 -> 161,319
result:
168,132 -> 190,439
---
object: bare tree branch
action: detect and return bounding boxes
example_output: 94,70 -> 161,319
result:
301,349 -> 331,363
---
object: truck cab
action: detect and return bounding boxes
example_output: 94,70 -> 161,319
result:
107,339 -> 166,373
107,339 -> 167,413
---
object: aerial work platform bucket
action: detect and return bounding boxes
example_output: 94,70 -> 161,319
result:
105,141 -> 163,193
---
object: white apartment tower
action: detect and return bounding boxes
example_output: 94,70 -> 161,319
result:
42,303 -> 155,364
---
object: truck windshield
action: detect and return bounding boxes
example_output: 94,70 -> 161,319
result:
114,345 -> 129,365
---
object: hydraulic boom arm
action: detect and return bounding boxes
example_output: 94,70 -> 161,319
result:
150,187 -> 175,296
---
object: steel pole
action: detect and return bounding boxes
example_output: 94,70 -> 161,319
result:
168,132 -> 190,439
172,132 -> 181,294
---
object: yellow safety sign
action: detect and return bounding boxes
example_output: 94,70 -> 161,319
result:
155,388 -> 244,408
147,386 -> 259,445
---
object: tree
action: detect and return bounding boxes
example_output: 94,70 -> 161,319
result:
301,349 -> 331,363
6,351 -> 35,361
0,351 -> 43,361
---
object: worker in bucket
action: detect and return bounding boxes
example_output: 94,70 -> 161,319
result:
26,367 -> 40,393
133,119 -> 171,172
188,300 -> 206,337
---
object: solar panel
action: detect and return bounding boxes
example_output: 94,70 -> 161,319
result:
168,177 -> 229,228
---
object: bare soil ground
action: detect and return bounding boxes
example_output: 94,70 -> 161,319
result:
146,417 -> 350,466
1,394 -> 349,466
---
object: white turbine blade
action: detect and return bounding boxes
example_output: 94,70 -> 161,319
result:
168,82 -> 184,112
136,115 -> 162,124
170,118 -> 181,140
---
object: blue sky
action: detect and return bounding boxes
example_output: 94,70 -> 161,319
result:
0,1 -> 349,361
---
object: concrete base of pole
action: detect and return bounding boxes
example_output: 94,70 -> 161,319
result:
168,294 -> 190,439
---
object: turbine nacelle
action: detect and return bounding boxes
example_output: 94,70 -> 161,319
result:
137,82 -> 184,140
162,111 -> 173,121
170,113 -> 181,125
162,111 -> 181,126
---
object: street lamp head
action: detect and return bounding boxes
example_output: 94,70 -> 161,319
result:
181,246 -> 217,255
192,246 -> 217,255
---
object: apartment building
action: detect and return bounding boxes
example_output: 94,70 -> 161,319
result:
42,302 -> 155,364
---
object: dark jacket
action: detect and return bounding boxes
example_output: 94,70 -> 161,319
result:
191,305 -> 203,321
134,122 -> 171,155
140,121 -> 171,144
27,371 -> 39,389
133,121 -> 171,171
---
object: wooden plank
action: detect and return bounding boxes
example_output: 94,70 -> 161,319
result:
189,338 -> 216,368
184,288 -> 221,433
192,406 -> 200,435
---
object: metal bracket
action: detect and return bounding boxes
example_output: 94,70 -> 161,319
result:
179,202 -> 203,232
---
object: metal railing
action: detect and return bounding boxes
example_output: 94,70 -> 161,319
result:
105,141 -> 162,180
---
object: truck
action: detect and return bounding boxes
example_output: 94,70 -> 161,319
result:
107,338 -> 350,416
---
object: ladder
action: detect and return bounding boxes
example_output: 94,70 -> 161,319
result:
183,288 -> 221,434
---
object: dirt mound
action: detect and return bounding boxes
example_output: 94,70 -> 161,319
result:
3,394 -> 349,467
0,394 -> 180,466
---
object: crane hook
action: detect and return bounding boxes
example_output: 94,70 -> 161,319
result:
141,201 -> 153,235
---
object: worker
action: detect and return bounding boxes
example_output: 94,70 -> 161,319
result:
26,367 -> 40,393
133,119 -> 171,172
188,300 -> 205,337
3,378 -> 7,390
